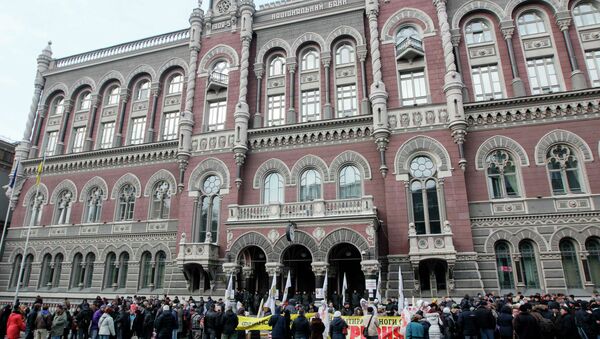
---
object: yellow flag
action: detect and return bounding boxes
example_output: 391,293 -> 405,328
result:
35,160 -> 44,185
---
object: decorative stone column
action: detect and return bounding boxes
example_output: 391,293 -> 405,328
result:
232,0 -> 255,189
500,21 -> 526,97
223,263 -> 240,298
265,262 -> 282,297
312,261 -> 329,302
361,259 -> 380,300
55,99 -> 73,155
253,64 -> 264,128
450,30 -> 469,102
286,60 -> 297,124
29,104 -> 47,159
322,53 -> 333,119
146,83 -> 161,143
177,5 -> 204,190
556,12 -> 587,90
365,0 -> 390,177
83,95 -> 100,152
242,265 -> 254,290
434,0 -> 468,170
357,46 -> 370,115
114,89 -> 130,147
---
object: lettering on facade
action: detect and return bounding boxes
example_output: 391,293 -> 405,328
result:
212,20 -> 231,31
270,0 -> 348,21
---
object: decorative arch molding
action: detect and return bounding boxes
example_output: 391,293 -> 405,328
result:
484,229 -> 519,253
513,229 -> 550,252
504,0 -> 562,18
157,57 -> 189,79
534,129 -> 594,165
124,64 -> 157,88
9,247 -> 37,263
290,155 -> 330,184
227,231 -> 273,261
135,242 -> 171,261
198,44 -> 240,75
581,225 -> 600,244
79,177 -> 109,202
110,173 -> 142,200
144,169 -> 177,197
256,38 -> 293,64
320,228 -> 369,260
96,70 -> 125,92
50,179 -> 78,204
42,82 -> 69,105
326,25 -> 365,49
475,135 -> 530,170
329,151 -> 372,182
39,246 -> 67,259
394,136 -> 452,178
188,158 -> 231,191
68,245 -> 100,262
451,1 -> 504,30
291,32 -> 327,55
550,226 -> 596,251
100,244 -> 133,259
271,230 -> 320,262
22,183 -> 49,207
69,77 -> 97,98
382,8 -> 437,42
253,158 -> 292,189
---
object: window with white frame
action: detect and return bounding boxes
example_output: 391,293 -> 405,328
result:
52,97 -> 65,116
399,70 -> 427,105
471,65 -> 503,101
263,172 -> 284,204
195,175 -> 221,243
485,150 -> 520,199
546,144 -> 584,195
301,90 -> 320,122
150,180 -> 171,220
267,95 -> 285,126
301,50 -> 319,71
71,127 -> 86,153
106,86 -> 120,106
335,44 -> 355,65
336,85 -> 358,117
116,184 -> 136,221
585,50 -> 600,87
167,74 -> 184,94
135,80 -> 150,101
207,101 -> 227,131
44,131 -> 58,156
129,117 -> 146,145
409,156 -> 442,235
465,20 -> 493,45
99,122 -> 115,149
526,57 -> 560,94
54,189 -> 73,225
299,169 -> 322,201
339,165 -> 362,199
26,193 -> 44,226
162,112 -> 179,140
84,186 -> 103,223
269,56 -> 286,77
573,2 -> 600,27
79,92 -> 91,111
517,11 -> 547,36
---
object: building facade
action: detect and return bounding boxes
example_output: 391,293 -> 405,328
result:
2,0 -> 600,302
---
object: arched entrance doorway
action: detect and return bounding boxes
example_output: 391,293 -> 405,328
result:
183,263 -> 210,292
418,259 -> 447,297
282,244 -> 315,298
238,246 -> 269,294
328,243 -> 364,308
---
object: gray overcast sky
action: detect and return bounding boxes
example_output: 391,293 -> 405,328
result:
0,0 -> 271,143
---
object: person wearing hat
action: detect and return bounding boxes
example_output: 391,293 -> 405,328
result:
291,309 -> 310,339
221,304 -> 239,339
154,305 -> 175,339
328,311 -> 347,339
404,314 -> 424,339
97,306 -> 115,339
362,307 -> 379,339
513,303 -> 540,339
309,312 -> 325,339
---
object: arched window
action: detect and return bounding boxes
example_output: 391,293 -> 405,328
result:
54,190 -> 73,225
299,169 -> 322,201
150,181 -> 171,220
82,253 -> 95,288
495,241 -> 515,289
269,56 -> 286,77
560,239 -> 583,289
465,20 -> 493,45
409,156 -> 441,235
52,254 -> 63,288
135,80 -> 151,101
586,237 -> 600,287
573,2 -> 600,27
486,150 -> 520,199
104,252 -> 117,289
139,251 -> 153,289
301,50 -> 319,71
339,165 -> 362,199
26,193 -> 44,226
155,251 -> 167,289
519,241 -> 540,289
78,92 -> 92,111
106,85 -> 121,106
517,11 -> 546,36
70,253 -> 83,288
52,97 -> 65,116
335,43 -> 355,65
195,175 -> 221,243
118,252 -> 129,289
39,254 -> 52,288
263,172 -> 284,204
213,61 -> 230,76
395,26 -> 421,46
84,186 -> 103,224
546,144 -> 583,195
167,74 -> 184,94
117,184 -> 136,221
9,254 -> 22,288
10,254 -> 33,289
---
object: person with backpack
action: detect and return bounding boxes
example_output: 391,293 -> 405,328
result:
76,304 -> 92,339
513,303 -> 540,339
457,305 -> 478,339
362,307 -> 379,339
220,304 -> 239,339
34,304 -> 52,339
474,301 -> 495,339
328,311 -> 347,339
531,304 -> 554,338
496,306 -> 513,339
441,307 -> 457,339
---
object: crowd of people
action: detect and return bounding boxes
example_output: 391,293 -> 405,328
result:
0,291 -> 597,339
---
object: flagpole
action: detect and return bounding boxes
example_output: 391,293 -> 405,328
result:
0,182 -> 17,259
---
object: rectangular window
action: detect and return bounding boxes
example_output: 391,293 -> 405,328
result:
267,95 -> 285,127
526,57 -> 561,94
585,50 -> 600,87
129,117 -> 146,145
99,122 -> 115,149
71,127 -> 86,153
207,101 -> 227,131
471,65 -> 503,101
44,131 -> 58,157
301,90 -> 321,122
399,70 -> 428,106
162,112 -> 179,140
336,85 -> 358,117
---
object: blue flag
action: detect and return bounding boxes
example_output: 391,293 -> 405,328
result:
8,160 -> 19,189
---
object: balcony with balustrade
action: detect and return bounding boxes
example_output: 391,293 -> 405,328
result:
207,71 -> 229,91
408,220 -> 456,263
396,37 -> 424,62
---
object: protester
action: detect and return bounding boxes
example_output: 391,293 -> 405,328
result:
221,304 -> 239,339
329,311 -> 348,339
290,309 -> 310,339
50,306 -> 68,339
513,303 -> 540,339
98,307 -> 116,339
496,305 -> 513,339
155,305 -> 176,339
6,307 -> 25,339
362,307 -> 379,339
405,314 -> 425,339
309,312 -> 325,339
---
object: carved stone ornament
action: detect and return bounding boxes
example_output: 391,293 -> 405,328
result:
312,227 -> 325,241
268,229 -> 280,244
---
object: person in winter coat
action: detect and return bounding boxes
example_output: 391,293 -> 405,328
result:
309,313 -> 325,339
76,303 -> 92,339
362,307 -> 379,339
6,307 -> 26,339
575,302 -> 596,339
457,306 -> 478,339
328,311 -> 348,339
90,305 -> 103,339
51,306 -> 68,339
34,305 -> 52,339
441,307 -> 458,339
270,309 -> 291,339
290,310 -> 310,339
155,305 -> 176,339
513,303 -> 540,339
25,303 -> 39,339
474,301 -> 496,339
204,304 -> 220,339
220,304 -> 239,339
98,307 -> 116,339
0,304 -> 13,339
558,306 -> 579,338
496,305 -> 514,339
405,314 -> 425,339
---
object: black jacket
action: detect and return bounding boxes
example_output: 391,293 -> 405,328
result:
496,310 -> 513,337
458,310 -> 479,336
154,312 -> 175,339
474,307 -> 496,329
220,310 -> 238,335
514,311 -> 541,339
291,315 -> 310,338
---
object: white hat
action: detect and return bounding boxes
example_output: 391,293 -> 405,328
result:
333,311 -> 341,318
163,305 -> 170,311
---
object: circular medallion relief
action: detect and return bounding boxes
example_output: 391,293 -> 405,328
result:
217,0 -> 231,13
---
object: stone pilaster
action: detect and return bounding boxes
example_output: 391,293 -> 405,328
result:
253,64 -> 264,128
556,12 -> 587,90
500,21 -> 526,97
146,83 -> 161,143
83,95 -> 101,152
55,100 -> 73,155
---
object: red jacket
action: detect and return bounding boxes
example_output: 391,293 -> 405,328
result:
6,312 -> 25,339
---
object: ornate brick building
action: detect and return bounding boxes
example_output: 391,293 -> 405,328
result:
2,0 -> 600,302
